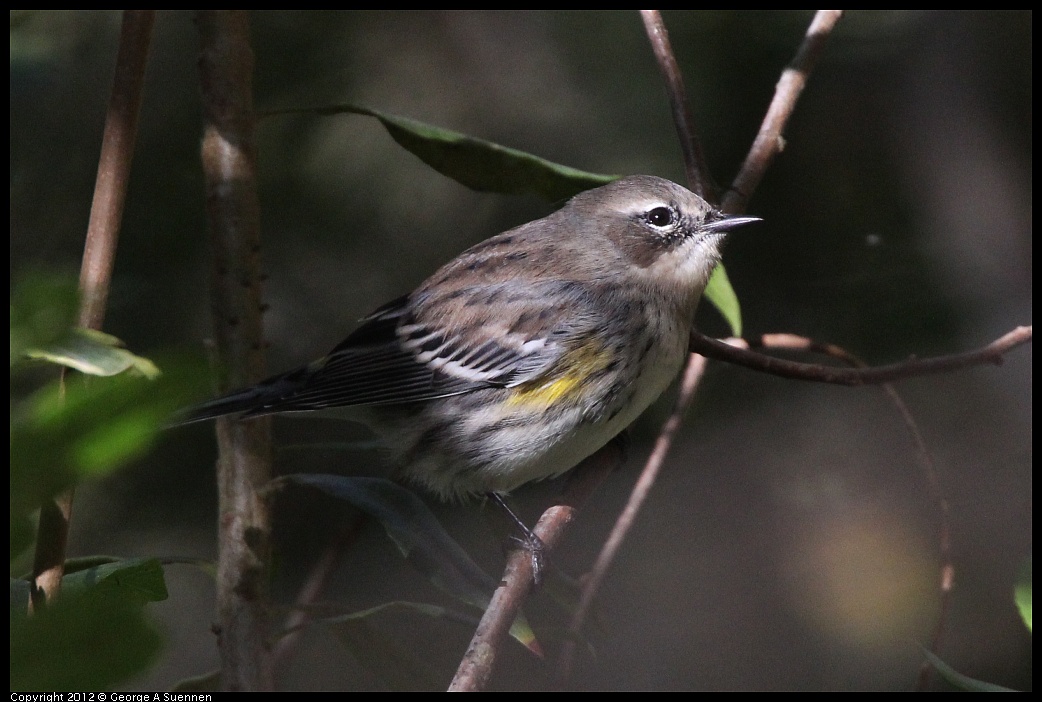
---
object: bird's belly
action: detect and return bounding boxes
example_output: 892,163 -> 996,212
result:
386,334 -> 687,500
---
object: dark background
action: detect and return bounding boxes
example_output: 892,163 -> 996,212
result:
10,11 -> 1031,690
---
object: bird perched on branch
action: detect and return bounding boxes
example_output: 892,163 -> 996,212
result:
183,175 -> 759,503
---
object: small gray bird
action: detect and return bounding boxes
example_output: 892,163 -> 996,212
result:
184,175 -> 759,501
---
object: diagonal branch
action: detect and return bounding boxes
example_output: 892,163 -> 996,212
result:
449,447 -> 620,691
554,10 -> 846,687
640,10 -> 716,201
723,10 -> 843,215
30,9 -> 155,613
555,355 -> 709,684
736,332 -> 961,691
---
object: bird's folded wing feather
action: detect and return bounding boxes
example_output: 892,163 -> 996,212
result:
182,282 -> 602,421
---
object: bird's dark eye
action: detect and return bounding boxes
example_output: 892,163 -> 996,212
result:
645,206 -> 675,228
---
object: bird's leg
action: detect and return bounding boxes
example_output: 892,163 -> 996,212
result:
487,492 -> 546,586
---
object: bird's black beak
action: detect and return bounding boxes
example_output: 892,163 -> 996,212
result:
702,214 -> 763,234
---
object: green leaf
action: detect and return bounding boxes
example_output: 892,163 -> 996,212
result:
921,649 -> 1017,692
10,560 -> 167,691
703,264 -> 742,337
10,273 -> 79,368
274,475 -> 494,607
262,105 -> 743,328
1015,556 -> 1032,632
11,557 -> 169,624
265,104 -> 619,201
322,601 -> 459,691
10,357 -> 211,543
59,557 -> 169,605
25,328 -> 161,378
11,271 -> 159,378
10,584 -> 163,691
272,474 -> 538,652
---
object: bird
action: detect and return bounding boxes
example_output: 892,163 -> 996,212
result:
183,175 -> 760,503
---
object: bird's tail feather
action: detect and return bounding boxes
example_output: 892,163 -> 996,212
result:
173,373 -> 301,425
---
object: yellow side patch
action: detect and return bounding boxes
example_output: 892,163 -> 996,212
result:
505,343 -> 612,410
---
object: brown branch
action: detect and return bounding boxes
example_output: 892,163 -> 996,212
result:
197,11 -> 274,691
449,445 -> 620,692
640,10 -> 716,201
722,10 -> 843,214
549,10 -> 847,688
751,335 -> 957,691
78,10 -> 156,331
876,389 -> 952,693
273,518 -> 365,669
689,326 -> 1032,385
550,8 -> 841,687
29,10 -> 155,613
555,355 -> 709,686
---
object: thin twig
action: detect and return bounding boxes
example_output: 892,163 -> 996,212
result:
640,10 -> 716,201
197,10 -> 274,691
29,10 -> 155,613
79,11 -> 155,330
690,326 -> 1032,385
723,10 -> 843,214
882,393 -> 952,693
552,10 -> 845,687
449,445 -> 620,692
273,518 -> 365,668
750,335 -> 956,691
555,355 -> 708,685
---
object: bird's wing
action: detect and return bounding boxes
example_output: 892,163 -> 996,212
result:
184,282 -> 603,421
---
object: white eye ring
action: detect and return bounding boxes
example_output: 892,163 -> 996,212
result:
644,206 -> 676,228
